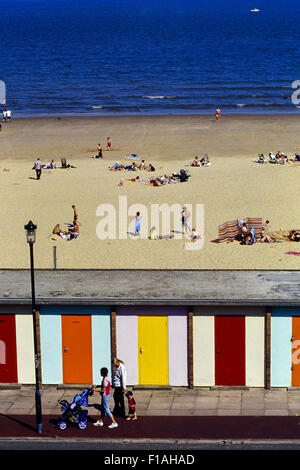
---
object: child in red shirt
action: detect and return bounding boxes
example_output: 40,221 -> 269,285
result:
125,391 -> 137,421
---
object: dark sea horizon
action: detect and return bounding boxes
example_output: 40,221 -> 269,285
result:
1,0 -> 300,117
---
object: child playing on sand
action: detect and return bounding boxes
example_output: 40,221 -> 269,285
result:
190,228 -> 199,242
125,391 -> 137,421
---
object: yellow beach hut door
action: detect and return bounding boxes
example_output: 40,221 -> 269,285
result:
138,315 -> 169,385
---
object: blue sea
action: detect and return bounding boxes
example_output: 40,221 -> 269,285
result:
0,0 -> 300,117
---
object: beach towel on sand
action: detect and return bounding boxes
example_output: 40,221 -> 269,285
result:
218,218 -> 262,243
125,153 -> 140,160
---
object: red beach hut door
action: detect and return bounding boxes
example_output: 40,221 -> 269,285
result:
0,315 -> 18,383
215,316 -> 245,386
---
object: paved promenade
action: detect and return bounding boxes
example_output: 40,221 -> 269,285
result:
1,386 -> 300,416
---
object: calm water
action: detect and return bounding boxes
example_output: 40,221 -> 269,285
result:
0,0 -> 300,116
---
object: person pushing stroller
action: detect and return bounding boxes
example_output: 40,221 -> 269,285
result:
93,367 -> 118,429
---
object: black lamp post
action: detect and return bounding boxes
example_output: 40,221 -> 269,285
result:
24,220 -> 42,434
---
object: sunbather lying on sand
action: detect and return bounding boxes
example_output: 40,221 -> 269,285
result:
109,162 -> 143,171
43,160 -> 58,169
289,230 -> 300,242
257,228 -> 274,243
52,221 -> 79,241
109,162 -> 124,171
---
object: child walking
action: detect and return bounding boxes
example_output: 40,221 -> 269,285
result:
125,391 -> 137,420
93,367 -> 118,429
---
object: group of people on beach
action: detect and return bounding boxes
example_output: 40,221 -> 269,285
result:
121,168 -> 190,187
32,158 -> 58,179
253,151 -> 300,164
234,220 -> 300,245
234,220 -> 275,245
190,154 -> 211,167
92,137 -> 112,158
134,206 -> 200,243
109,159 -> 155,172
2,108 -> 12,122
92,358 -> 137,429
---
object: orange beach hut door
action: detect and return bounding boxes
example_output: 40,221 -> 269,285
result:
138,315 -> 168,385
62,315 -> 92,384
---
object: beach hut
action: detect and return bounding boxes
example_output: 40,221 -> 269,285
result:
193,307 -> 265,387
0,270 -> 299,389
271,307 -> 300,387
39,305 -> 111,385
115,306 -> 189,387
0,306 -> 35,384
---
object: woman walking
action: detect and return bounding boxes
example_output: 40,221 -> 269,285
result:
93,367 -> 118,428
112,358 -> 127,418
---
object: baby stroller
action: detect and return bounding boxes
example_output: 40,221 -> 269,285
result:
57,387 -> 94,430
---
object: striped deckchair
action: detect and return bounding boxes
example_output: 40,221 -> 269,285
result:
218,218 -> 262,243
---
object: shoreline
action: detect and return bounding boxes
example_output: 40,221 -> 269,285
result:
6,112 -> 300,121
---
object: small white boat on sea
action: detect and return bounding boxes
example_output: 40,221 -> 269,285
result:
250,8 -> 260,12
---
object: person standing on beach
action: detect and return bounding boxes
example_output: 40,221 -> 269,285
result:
135,212 -> 142,236
33,157 -> 43,180
112,358 -> 127,419
215,106 -> 221,121
106,137 -> 112,151
182,206 -> 191,235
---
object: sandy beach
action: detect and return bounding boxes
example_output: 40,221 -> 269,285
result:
0,114 -> 299,270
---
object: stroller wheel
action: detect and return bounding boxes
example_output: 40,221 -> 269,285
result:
78,420 -> 87,430
58,420 -> 67,430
